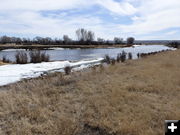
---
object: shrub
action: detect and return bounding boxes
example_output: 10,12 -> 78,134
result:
168,41 -> 180,48
111,58 -> 116,65
104,55 -> 111,64
29,50 -> 50,63
116,53 -> 121,63
120,51 -> 127,62
41,52 -> 50,62
2,55 -> 11,63
137,53 -> 140,59
64,66 -> 71,75
29,50 -> 41,63
128,52 -> 133,60
15,51 -> 28,64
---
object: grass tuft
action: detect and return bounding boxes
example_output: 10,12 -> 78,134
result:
64,66 -> 72,75
104,55 -> 111,64
15,51 -> 28,64
29,50 -> 50,63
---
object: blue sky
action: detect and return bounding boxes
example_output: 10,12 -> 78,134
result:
0,0 -> 180,40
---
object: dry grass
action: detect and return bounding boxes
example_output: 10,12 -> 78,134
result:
0,61 -> 8,65
0,50 -> 180,135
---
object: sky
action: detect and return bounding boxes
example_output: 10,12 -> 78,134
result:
0,0 -> 180,40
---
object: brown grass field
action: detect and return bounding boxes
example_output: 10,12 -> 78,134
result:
0,50 -> 180,135
0,61 -> 7,65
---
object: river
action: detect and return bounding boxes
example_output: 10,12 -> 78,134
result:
0,45 -> 173,62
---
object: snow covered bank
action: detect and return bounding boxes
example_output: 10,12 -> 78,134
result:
1,49 -> 26,52
0,58 -> 103,86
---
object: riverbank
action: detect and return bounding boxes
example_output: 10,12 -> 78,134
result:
0,50 -> 180,135
0,44 -> 130,50
0,45 -> 174,86
0,61 -> 8,65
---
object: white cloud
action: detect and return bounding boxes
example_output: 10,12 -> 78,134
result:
119,0 -> 180,35
0,0 -> 179,40
96,0 -> 137,15
165,30 -> 178,35
0,11 -> 104,38
0,0 -> 92,11
0,0 -> 138,39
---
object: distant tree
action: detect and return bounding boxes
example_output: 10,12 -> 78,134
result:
11,37 -> 22,44
168,41 -> 180,48
76,28 -> 95,43
33,37 -> 52,45
97,38 -> 105,44
0,36 -> 11,44
34,36 -> 43,44
54,38 -> 63,45
114,37 -> 123,44
11,37 -> 17,43
16,37 -> 22,44
87,31 -> 95,42
97,38 -> 104,42
22,38 -> 31,45
127,37 -> 135,45
43,37 -> 52,45
63,35 -> 72,44
76,28 -> 86,41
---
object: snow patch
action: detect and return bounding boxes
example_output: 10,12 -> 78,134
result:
48,48 -> 65,50
1,49 -> 26,52
0,58 -> 103,86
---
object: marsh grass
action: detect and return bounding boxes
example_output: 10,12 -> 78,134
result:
29,50 -> 50,63
15,51 -> 28,64
116,53 -> 121,63
120,51 -> 127,62
2,55 -> 11,63
110,58 -> 116,65
104,55 -> 111,64
128,52 -> 132,60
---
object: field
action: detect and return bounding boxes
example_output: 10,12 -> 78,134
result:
0,50 -> 180,135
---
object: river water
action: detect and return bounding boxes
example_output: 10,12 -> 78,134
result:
0,45 -> 174,62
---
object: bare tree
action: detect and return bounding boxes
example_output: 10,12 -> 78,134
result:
63,35 -> 72,44
22,38 -> 31,45
87,31 -> 95,42
97,38 -> 105,42
76,28 -> 87,41
0,36 -> 11,44
76,28 -> 95,42
34,36 -> 43,44
114,37 -> 123,44
127,37 -> 135,45
97,38 -> 105,45
43,37 -> 52,45
11,37 -> 22,44
16,38 -> 22,44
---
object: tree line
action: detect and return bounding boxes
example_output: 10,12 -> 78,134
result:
0,28 -> 135,45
